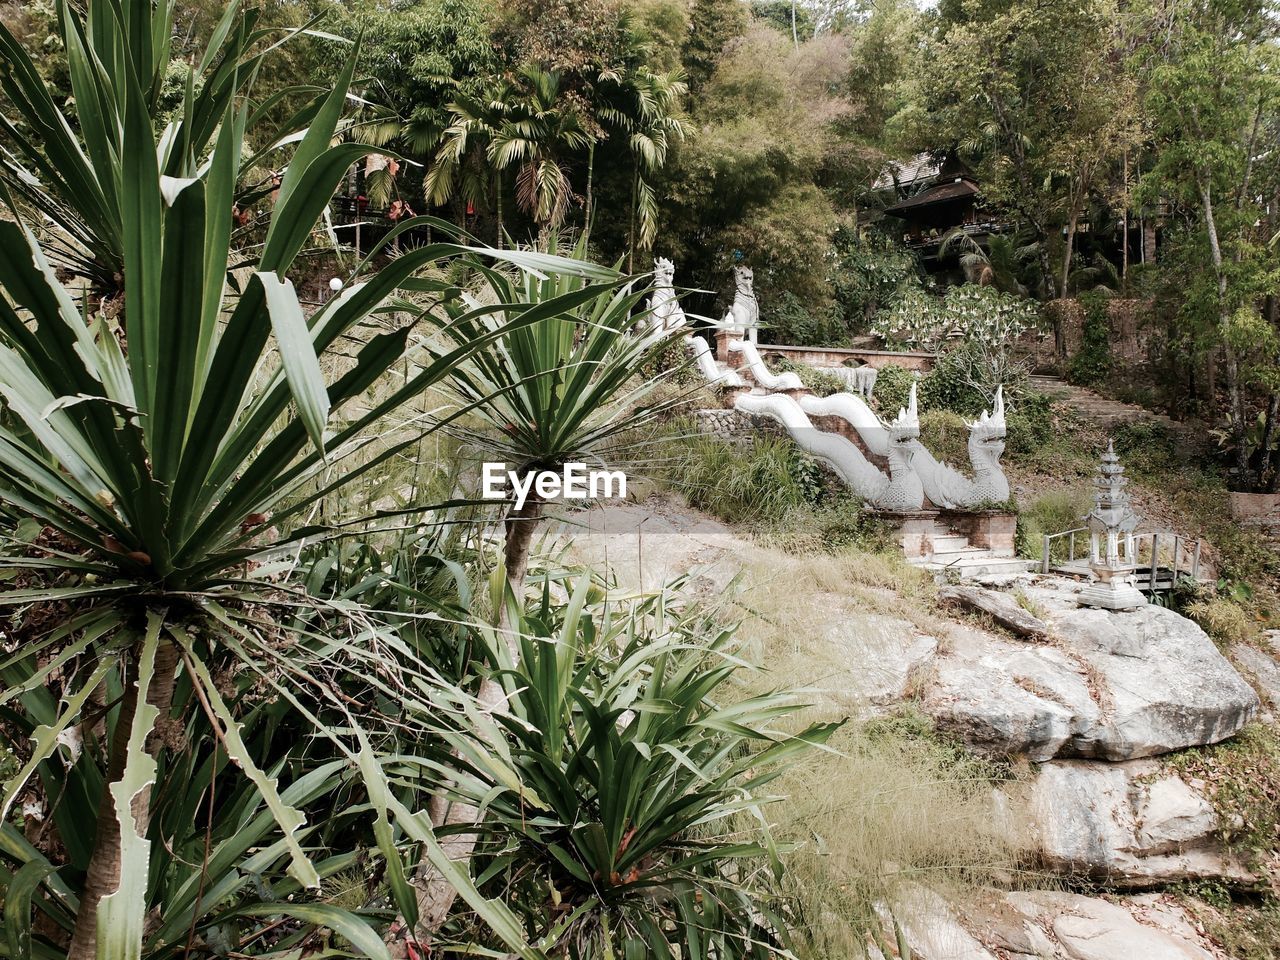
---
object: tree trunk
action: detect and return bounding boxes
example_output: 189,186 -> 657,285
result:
627,169 -> 638,273
412,492 -> 544,945
1121,152 -> 1130,290
584,142 -> 595,241
1060,210 -> 1079,300
1200,180 -> 1249,482
67,639 -> 180,960
1259,393 -> 1278,491
495,173 -> 504,249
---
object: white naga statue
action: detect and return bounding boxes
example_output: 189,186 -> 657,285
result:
728,338 -> 803,390
734,388 -> 924,512
686,334 -> 744,387
910,387 -> 1010,508
721,265 -> 759,344
646,257 -> 688,336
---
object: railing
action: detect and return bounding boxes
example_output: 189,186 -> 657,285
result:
1039,527 -> 1087,574
1040,527 -> 1204,590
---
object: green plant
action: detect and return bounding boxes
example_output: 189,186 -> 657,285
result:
664,431 -> 820,525
1016,489 -> 1092,563
436,575 -> 839,958
872,364 -> 917,414
1067,291 -> 1114,386
0,2 -> 625,955
772,356 -> 849,397
419,238 -> 688,932
764,292 -> 847,347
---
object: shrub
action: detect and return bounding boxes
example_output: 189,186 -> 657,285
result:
1005,390 -> 1055,457
919,409 -> 971,466
1186,596 -> 1259,646
1016,488 -> 1093,563
872,363 -> 917,413
666,432 -> 821,524
764,291 -> 848,346
1067,291 -> 1113,386
873,284 -> 1040,353
830,227 -> 924,331
772,355 -> 849,397
447,579 -> 839,958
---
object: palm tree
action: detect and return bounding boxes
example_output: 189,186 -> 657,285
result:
488,65 -> 594,232
0,3 -> 621,956
426,90 -> 507,237
411,238 -> 690,936
597,67 -> 688,263
938,228 -> 1040,296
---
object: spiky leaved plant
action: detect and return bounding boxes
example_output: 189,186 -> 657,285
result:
0,2 -> 622,957
411,237 -> 690,937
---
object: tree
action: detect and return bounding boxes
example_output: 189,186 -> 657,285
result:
411,239 -> 686,938
597,66 -> 688,260
490,65 -> 595,231
920,0 -> 1139,348
1136,0 -> 1280,483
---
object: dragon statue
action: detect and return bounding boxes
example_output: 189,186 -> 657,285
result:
686,335 -> 744,387
721,265 -> 759,344
728,338 -> 803,390
910,386 -> 1009,508
734,387 -> 924,512
801,382 -> 1009,509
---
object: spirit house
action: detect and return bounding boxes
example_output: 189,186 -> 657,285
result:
1080,442 -> 1147,610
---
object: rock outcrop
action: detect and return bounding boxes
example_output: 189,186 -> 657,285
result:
923,598 -> 1259,761
976,891 -> 1226,960
1003,759 -> 1253,886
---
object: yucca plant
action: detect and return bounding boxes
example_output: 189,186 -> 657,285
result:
439,236 -> 687,611
408,236 -> 691,936
0,1 -> 626,957
0,0 -> 333,293
424,574 -> 840,958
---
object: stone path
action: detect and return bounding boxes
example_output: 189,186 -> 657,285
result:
1029,375 -> 1202,444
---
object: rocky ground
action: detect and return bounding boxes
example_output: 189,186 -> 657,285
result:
558,494 -> 1280,960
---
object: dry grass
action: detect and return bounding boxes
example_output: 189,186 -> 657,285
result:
771,714 -> 1029,959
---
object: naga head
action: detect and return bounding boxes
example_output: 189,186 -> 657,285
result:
886,381 -> 921,473
733,265 -> 754,296
967,385 -> 1007,471
654,257 -> 675,289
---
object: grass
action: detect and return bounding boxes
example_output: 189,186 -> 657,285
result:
771,710 -> 1027,959
1015,487 -> 1092,564
1168,723 -> 1280,872
918,409 -> 970,467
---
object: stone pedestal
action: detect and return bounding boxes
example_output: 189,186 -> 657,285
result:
878,510 -> 942,559
1079,574 -> 1147,611
715,329 -> 743,366
940,509 -> 1017,556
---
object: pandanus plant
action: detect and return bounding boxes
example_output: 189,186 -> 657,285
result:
0,1 -> 622,957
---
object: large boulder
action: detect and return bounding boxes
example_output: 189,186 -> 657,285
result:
923,598 -> 1259,761
1231,641 -> 1280,708
1049,603 -> 1259,759
1004,759 -> 1253,886
923,626 -> 1098,761
975,891 -> 1226,960
820,613 -> 937,710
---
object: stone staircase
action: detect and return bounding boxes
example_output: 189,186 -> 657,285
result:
907,523 -> 1035,578
1029,375 -> 1201,444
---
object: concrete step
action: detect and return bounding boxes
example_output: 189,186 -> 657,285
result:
914,556 -> 1037,577
929,535 -> 971,552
